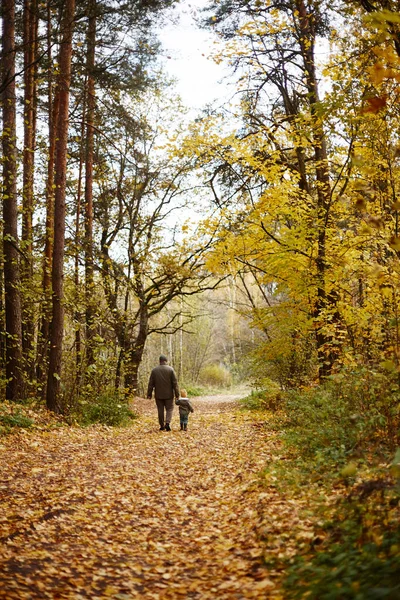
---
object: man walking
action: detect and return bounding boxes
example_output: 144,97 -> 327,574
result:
147,355 -> 180,431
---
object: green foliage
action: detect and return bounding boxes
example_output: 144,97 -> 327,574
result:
327,368 -> 400,450
198,364 -> 232,388
253,333 -> 317,390
61,335 -> 120,413
240,390 -> 267,410
0,410 -> 33,435
240,380 -> 281,411
281,386 -> 362,466
75,392 -> 137,427
265,367 -> 400,470
181,384 -> 208,397
250,370 -> 400,599
283,485 -> 400,599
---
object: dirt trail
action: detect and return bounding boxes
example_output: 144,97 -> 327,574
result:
0,394 -> 283,599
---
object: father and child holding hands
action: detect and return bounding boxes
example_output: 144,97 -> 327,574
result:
147,355 -> 194,431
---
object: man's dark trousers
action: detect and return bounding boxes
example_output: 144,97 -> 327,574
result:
156,397 -> 174,428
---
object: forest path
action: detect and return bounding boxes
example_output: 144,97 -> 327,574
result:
0,394 -> 284,599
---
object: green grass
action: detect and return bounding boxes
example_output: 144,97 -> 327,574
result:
0,410 -> 33,435
75,392 -> 137,426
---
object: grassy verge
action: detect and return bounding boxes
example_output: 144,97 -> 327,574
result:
74,391 -> 137,426
244,373 -> 400,599
0,401 -> 65,436
0,391 -> 138,435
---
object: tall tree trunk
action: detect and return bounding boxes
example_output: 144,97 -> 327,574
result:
22,0 -> 38,379
84,0 -> 96,366
74,92 -> 86,380
296,0 -> 334,380
0,229 -> 5,368
46,0 -> 76,412
37,3 -> 57,394
2,0 -> 25,401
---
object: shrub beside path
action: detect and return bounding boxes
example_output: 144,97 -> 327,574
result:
0,393 -> 287,599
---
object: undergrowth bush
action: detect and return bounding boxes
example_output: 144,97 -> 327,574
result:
283,477 -> 400,599
240,379 -> 281,411
181,384 -> 207,397
0,410 -> 33,435
198,364 -> 232,388
76,392 -> 137,426
252,367 -> 400,598
274,367 -> 400,468
240,390 -> 267,410
327,368 -> 400,450
281,386 -> 364,467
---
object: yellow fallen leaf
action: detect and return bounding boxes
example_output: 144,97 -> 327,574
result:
103,586 -> 118,596
254,578 -> 275,589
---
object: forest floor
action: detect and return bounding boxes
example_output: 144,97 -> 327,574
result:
0,392 -> 303,600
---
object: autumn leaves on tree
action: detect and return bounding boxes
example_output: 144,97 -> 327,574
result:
192,0 -> 400,389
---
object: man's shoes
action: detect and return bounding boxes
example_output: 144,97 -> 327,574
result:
159,426 -> 165,431
165,423 -> 171,431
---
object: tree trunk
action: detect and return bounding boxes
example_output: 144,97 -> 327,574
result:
22,0 -> 38,379
115,346 -> 124,390
74,92 -> 86,380
2,0 -> 25,401
124,305 -> 149,396
296,0 -> 334,380
84,0 -> 96,366
37,3 -> 57,394
46,0 -> 76,412
0,230 -> 5,368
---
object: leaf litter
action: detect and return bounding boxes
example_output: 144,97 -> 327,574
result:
0,395 -> 288,599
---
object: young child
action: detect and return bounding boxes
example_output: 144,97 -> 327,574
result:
175,388 -> 194,431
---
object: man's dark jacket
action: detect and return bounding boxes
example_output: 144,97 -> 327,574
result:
147,364 -> 179,400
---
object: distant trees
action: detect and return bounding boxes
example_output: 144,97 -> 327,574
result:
140,284 -> 257,392
95,92 -> 222,396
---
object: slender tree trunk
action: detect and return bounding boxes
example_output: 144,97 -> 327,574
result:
179,298 -> 183,379
46,0 -> 76,412
22,0 -> 38,379
296,0 -> 334,380
0,228 -> 5,368
115,346 -> 124,390
74,90 -> 87,379
37,3 -> 57,394
229,277 -> 237,364
84,0 -> 96,366
2,0 -> 25,401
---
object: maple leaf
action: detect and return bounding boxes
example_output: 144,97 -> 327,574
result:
361,94 -> 388,114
